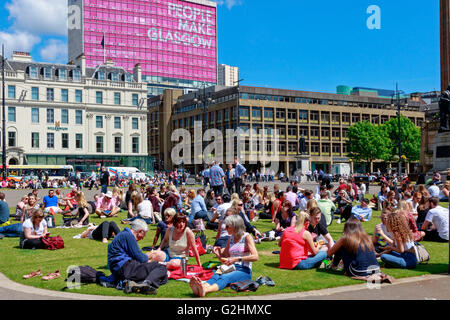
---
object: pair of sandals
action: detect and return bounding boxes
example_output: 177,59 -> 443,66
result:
255,276 -> 275,286
23,269 -> 60,281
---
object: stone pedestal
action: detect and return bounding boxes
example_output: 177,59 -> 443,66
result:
433,131 -> 450,172
294,155 -> 310,181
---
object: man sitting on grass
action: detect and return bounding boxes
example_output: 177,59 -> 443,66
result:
351,198 -> 373,222
317,192 -> 336,226
42,189 -> 62,216
108,219 -> 168,295
95,191 -> 120,218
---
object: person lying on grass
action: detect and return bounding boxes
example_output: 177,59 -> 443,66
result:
81,221 -> 120,244
190,214 -> 259,297
278,211 -> 327,270
149,213 -> 202,269
379,211 -> 418,269
327,218 -> 380,277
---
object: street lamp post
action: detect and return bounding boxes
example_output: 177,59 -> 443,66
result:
1,45 -> 6,181
391,83 -> 408,177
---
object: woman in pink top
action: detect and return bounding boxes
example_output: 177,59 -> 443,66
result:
279,211 -> 327,270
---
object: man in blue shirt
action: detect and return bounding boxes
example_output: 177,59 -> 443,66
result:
108,219 -> 168,295
0,193 -> 10,227
202,166 -> 210,188
188,189 -> 214,224
42,189 -> 62,215
209,161 -> 225,196
233,157 -> 246,196
351,198 -> 373,222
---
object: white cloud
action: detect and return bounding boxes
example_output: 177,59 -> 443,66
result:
214,0 -> 242,10
0,30 -> 41,58
39,39 -> 67,63
6,0 -> 68,37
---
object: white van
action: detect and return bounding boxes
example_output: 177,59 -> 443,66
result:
107,167 -> 145,179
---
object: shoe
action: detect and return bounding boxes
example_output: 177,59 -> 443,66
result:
263,276 -> 275,286
23,269 -> 42,279
123,280 -> 157,295
42,270 -> 60,281
255,276 -> 266,285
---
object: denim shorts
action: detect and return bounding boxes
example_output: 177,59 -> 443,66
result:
163,249 -> 184,262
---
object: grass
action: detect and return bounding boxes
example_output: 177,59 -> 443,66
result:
0,201 -> 448,298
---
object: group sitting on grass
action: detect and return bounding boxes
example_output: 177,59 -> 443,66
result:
0,166 -> 449,297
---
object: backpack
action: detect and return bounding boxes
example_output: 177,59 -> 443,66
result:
413,242 -> 430,263
66,265 -> 105,284
41,235 -> 64,250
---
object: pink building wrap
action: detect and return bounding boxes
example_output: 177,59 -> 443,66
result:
82,0 -> 217,83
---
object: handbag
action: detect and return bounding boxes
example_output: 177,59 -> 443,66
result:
45,215 -> 55,228
41,235 -> 65,250
189,234 -> 206,256
413,242 -> 430,263
230,279 -> 260,292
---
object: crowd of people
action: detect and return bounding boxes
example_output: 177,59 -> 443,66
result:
0,162 -> 449,297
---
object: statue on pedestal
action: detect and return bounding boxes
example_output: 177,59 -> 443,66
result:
299,135 -> 306,154
438,84 -> 450,132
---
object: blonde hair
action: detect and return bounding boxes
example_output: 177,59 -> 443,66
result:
307,199 -> 318,211
133,193 -> 144,210
112,186 -> 123,199
231,199 -> 241,209
386,211 -> 413,244
295,211 -> 310,232
398,200 -> 410,212
76,191 -> 89,208
231,193 -> 240,202
164,207 -> 177,220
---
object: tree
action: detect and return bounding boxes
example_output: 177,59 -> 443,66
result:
346,121 -> 389,168
381,116 -> 421,163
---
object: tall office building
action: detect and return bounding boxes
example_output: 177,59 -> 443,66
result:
441,0 -> 450,91
217,64 -> 239,86
68,0 -> 218,96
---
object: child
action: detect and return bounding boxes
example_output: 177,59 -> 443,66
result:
372,208 -> 394,255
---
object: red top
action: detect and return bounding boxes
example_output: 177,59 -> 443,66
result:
271,199 -> 282,218
279,227 -> 312,269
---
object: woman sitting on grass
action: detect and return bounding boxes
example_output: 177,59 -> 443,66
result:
372,208 -> 394,255
398,200 -> 425,242
20,209 -> 48,250
190,214 -> 259,297
327,218 -> 380,277
278,211 -> 327,270
274,201 -> 296,238
81,221 -> 121,244
14,195 -> 28,221
74,192 -> 92,226
379,211 -> 418,269
150,213 -> 202,269
152,208 -> 176,249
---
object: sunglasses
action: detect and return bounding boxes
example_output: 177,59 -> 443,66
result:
238,203 -> 244,206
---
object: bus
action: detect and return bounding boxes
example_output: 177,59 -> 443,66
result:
0,165 -> 74,181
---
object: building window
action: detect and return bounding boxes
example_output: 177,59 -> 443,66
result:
31,132 -> 39,148
59,69 -> 67,81
47,133 -> 54,148
132,137 -> 139,153
8,85 -> 15,99
47,109 -> 54,123
342,113 -> 350,123
114,136 -> 121,153
252,107 -> 261,119
132,94 -> 139,106
8,107 -> 16,122
287,110 -> 297,121
321,128 -> 330,138
75,90 -> 82,103
321,112 -> 330,123
30,66 -> 38,79
62,133 -> 69,148
217,110 -> 223,122
114,117 -> 121,129
288,126 -> 297,137
111,73 -> 119,81
224,109 -> 229,120
310,111 -> 319,121
61,109 -> 69,124
352,114 -> 360,123
276,109 -> 285,119
96,116 -> 103,128
311,143 -> 320,154
75,110 -> 82,124
332,128 -> 340,139
239,106 -> 249,118
362,114 -> 370,122
310,127 -> 319,138
44,67 -> 52,79
98,71 -> 106,80
300,127 -> 308,137
76,133 -> 83,149
114,92 -> 121,105
96,91 -> 103,104
31,87 -> 39,100
96,136 -> 103,153
125,74 -> 132,82
73,69 -> 81,82
31,108 -> 39,123
8,132 -> 16,147
299,110 -> 308,121
264,108 -> 274,120
332,113 -> 340,123
61,89 -> 68,102
132,117 -> 139,130
47,88 -> 54,101
332,144 -> 341,154
322,144 -> 330,154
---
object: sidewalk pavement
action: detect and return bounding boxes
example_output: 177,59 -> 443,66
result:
0,272 -> 448,300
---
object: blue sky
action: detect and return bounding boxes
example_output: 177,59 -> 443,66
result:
0,0 -> 440,94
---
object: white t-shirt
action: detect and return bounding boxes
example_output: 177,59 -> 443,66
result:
137,200 -> 153,219
299,197 -> 308,212
428,185 -> 440,198
216,202 -> 232,221
425,206 -> 449,240
23,218 -> 47,236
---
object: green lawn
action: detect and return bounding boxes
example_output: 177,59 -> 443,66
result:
0,202 -> 448,298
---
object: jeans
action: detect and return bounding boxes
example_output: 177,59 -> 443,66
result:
188,210 -> 213,224
127,215 -> 153,224
101,184 -> 108,194
0,223 -> 23,237
211,184 -> 223,196
380,251 -> 417,269
294,251 -> 327,270
207,265 -> 252,291
116,260 -> 168,289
